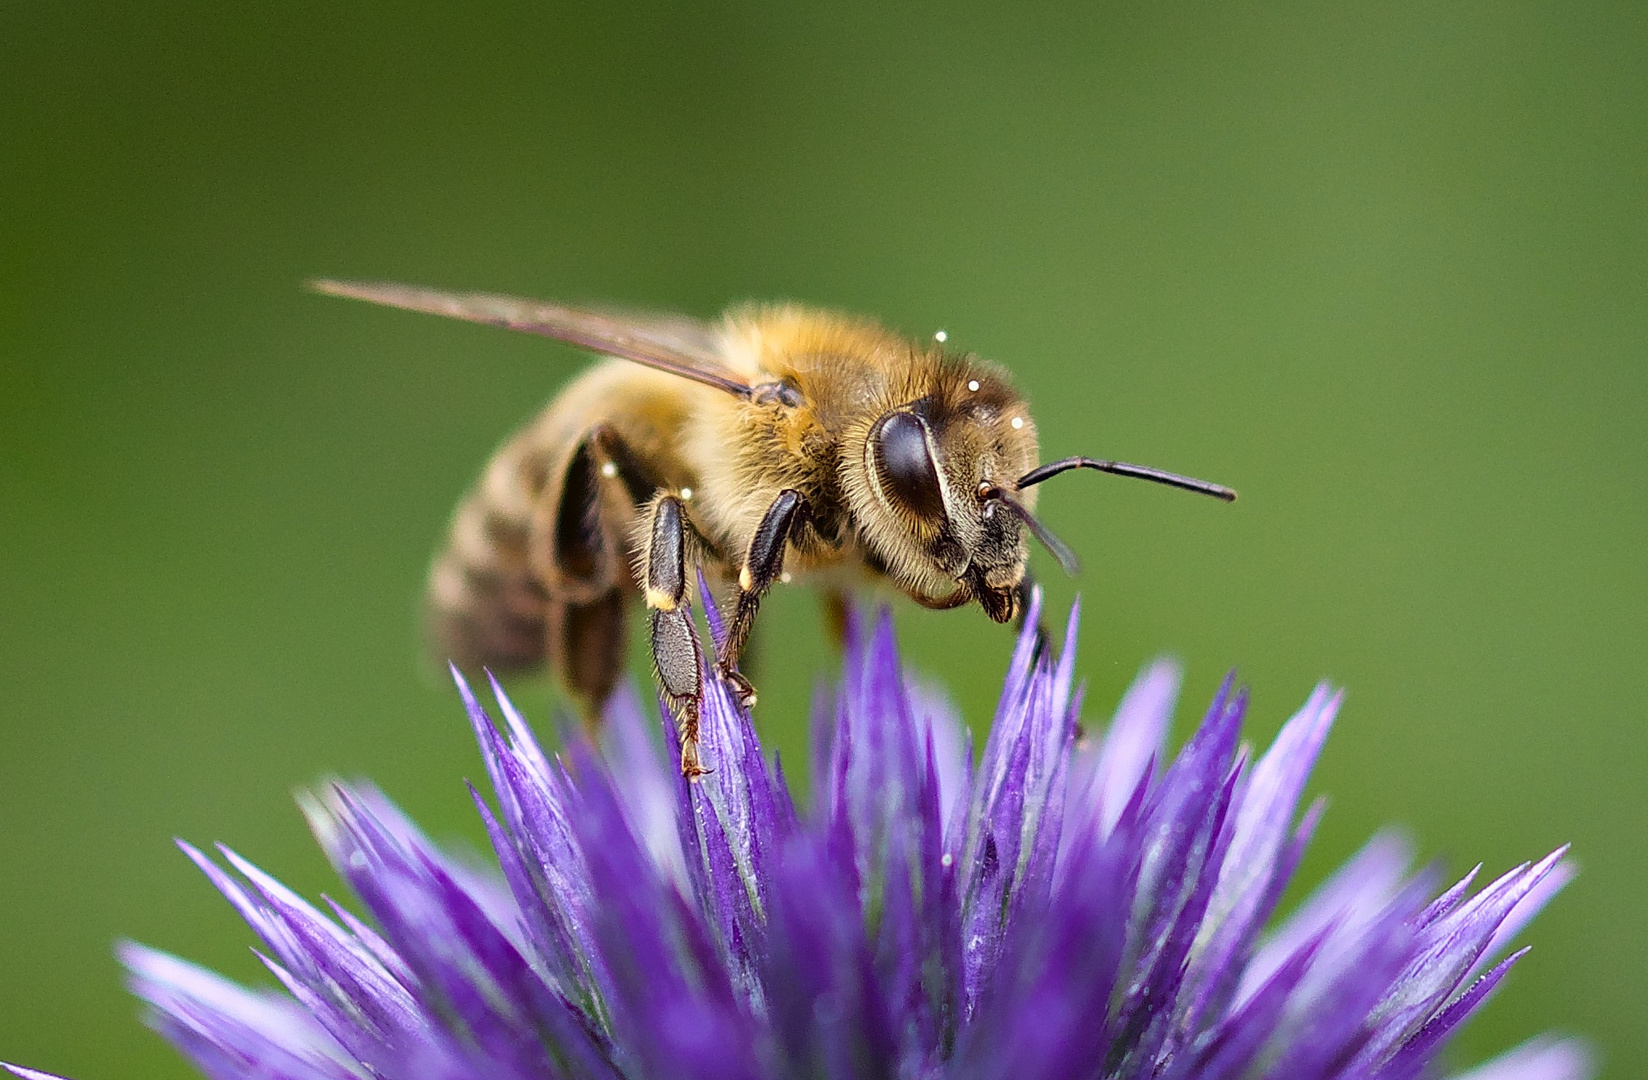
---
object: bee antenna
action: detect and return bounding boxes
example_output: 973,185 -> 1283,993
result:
980,485 -> 1081,577
1015,457 -> 1237,502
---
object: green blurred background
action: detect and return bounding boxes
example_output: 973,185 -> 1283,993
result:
3,0 -> 1643,1075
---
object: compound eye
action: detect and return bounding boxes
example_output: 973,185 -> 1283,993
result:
872,411 -> 946,520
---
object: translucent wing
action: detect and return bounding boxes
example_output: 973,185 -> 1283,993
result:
310,279 -> 752,398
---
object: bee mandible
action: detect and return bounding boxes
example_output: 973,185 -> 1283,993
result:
312,281 -> 1236,775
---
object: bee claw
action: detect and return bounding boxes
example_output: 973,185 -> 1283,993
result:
679,738 -> 713,779
718,665 -> 759,709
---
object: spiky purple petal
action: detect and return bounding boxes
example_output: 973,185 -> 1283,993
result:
13,588 -> 1583,1080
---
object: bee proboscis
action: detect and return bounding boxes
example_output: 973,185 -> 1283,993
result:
312,281 -> 1235,776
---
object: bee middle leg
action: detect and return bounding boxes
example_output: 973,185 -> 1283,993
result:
641,492 -> 710,777
820,589 -> 851,651
716,488 -> 811,707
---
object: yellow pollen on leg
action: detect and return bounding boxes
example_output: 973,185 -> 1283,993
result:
645,586 -> 678,611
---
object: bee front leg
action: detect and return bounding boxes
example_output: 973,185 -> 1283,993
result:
1012,570 -> 1053,657
717,489 -> 811,708
642,493 -> 710,778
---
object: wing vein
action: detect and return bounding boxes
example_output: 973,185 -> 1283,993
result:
309,279 -> 753,398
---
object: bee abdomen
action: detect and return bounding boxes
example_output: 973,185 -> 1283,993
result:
426,444 -> 557,675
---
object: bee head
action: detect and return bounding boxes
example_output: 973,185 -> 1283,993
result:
849,354 -> 1236,624
853,368 -> 1042,623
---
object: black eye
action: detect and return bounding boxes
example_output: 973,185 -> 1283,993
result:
872,411 -> 946,519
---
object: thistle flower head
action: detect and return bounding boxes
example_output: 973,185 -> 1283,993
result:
6,590 -> 1588,1080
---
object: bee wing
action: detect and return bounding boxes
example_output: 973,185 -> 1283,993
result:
310,279 -> 752,398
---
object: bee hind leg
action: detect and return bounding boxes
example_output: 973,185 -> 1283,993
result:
539,423 -> 656,728
641,492 -> 710,778
717,489 -> 812,709
547,587 -> 627,732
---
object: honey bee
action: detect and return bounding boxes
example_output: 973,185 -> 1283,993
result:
312,281 -> 1235,775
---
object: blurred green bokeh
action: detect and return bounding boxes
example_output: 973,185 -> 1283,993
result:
3,1 -> 1643,1075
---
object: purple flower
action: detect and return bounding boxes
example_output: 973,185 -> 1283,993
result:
6,589 -> 1589,1080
